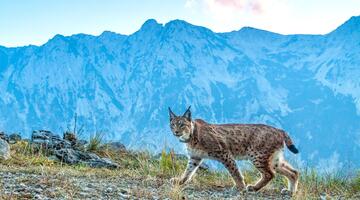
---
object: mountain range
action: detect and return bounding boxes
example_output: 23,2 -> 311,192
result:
1,16 -> 360,169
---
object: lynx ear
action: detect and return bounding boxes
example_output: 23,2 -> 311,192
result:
168,107 -> 176,121
182,106 -> 191,121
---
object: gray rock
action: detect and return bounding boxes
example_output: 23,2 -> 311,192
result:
0,138 -> 10,160
0,131 -> 9,142
63,131 -> 77,145
30,129 -> 119,169
63,132 -> 90,151
47,155 -> 60,162
77,139 -> 88,146
54,148 -> 81,164
31,130 -> 71,150
78,151 -> 100,160
55,148 -> 119,169
8,133 -> 21,144
106,142 -> 126,152
31,130 -> 52,140
72,139 -> 88,150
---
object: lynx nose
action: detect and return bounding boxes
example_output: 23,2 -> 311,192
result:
175,131 -> 181,136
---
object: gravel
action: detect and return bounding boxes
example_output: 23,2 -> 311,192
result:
0,170 -> 295,199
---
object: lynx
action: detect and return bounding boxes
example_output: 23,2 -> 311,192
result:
168,106 -> 299,195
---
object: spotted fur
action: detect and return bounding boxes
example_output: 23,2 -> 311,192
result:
169,107 -> 299,195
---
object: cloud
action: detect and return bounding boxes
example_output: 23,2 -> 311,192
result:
185,0 -> 198,8
184,0 -> 290,19
212,0 -> 263,14
184,0 -> 291,32
185,0 -> 275,15
184,0 -> 360,35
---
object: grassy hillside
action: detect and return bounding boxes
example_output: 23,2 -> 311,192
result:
0,140 -> 359,199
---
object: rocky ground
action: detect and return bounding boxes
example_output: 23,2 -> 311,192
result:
0,130 -> 358,199
0,167 -> 293,200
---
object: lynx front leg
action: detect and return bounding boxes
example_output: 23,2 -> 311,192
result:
171,157 -> 202,185
218,154 -> 246,191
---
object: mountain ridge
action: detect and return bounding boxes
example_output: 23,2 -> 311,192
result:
0,16 -> 360,169
3,15 -> 360,49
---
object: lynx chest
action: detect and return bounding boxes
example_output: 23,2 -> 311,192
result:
186,146 -> 211,159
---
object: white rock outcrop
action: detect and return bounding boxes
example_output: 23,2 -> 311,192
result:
0,138 -> 10,160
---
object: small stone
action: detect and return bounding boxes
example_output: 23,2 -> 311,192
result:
119,188 -> 130,199
105,187 -> 113,193
48,155 -> 60,162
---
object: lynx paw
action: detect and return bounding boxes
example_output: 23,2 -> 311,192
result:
170,177 -> 179,185
223,186 -> 241,196
170,177 -> 184,185
236,183 -> 246,191
246,185 -> 257,192
281,188 -> 293,196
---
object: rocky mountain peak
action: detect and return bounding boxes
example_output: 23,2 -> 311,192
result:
328,15 -> 360,38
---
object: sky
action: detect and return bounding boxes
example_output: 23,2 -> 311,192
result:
1,0 -> 360,47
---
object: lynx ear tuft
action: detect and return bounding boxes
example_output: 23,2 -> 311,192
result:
169,107 -> 176,121
183,106 -> 191,121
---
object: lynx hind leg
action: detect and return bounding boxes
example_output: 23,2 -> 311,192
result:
272,151 -> 299,195
247,161 -> 275,192
246,151 -> 276,192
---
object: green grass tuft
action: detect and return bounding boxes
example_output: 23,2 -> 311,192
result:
87,131 -> 105,152
159,149 -> 182,176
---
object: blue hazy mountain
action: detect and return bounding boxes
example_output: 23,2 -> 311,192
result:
0,16 -> 359,169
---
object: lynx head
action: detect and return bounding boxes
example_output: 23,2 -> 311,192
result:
168,106 -> 193,143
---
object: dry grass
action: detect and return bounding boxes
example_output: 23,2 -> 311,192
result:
0,141 -> 359,199
165,183 -> 186,200
1,141 -> 55,167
